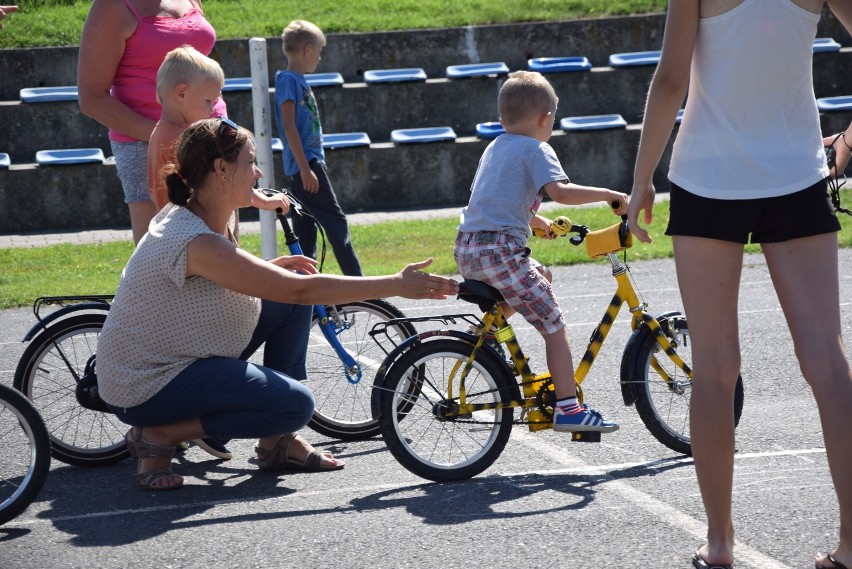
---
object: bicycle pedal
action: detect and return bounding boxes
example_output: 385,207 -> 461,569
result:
571,431 -> 602,443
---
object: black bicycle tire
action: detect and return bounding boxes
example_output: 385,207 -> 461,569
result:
0,384 -> 51,525
628,314 -> 745,456
306,299 -> 416,440
377,339 -> 515,482
13,313 -> 129,467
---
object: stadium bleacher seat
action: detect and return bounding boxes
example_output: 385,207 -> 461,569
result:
475,122 -> 505,139
20,86 -> 79,103
813,38 -> 841,53
223,77 -> 252,92
527,57 -> 592,73
322,132 -> 371,149
445,62 -> 510,78
271,138 -> 283,152
390,127 -> 456,144
0,153 -> 9,168
35,148 -> 106,166
817,95 -> 852,112
364,68 -> 428,84
675,109 -> 684,125
608,51 -> 661,67
560,114 -> 628,131
306,72 -> 345,87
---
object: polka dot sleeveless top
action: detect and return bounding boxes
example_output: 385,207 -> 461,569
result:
97,206 -> 260,408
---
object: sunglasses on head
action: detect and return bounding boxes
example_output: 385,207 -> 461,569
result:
218,117 -> 239,138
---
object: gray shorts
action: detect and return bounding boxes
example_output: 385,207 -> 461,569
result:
110,140 -> 150,204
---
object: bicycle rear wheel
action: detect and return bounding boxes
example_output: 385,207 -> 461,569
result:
305,299 -> 416,440
0,384 -> 51,525
13,313 -> 129,467
377,339 -> 516,482
625,313 -> 744,455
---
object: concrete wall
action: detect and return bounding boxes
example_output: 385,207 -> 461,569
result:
1,13 -> 851,234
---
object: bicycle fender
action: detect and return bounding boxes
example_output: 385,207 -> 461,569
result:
22,302 -> 111,342
619,311 -> 681,406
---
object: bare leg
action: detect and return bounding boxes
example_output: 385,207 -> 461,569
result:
673,235 -> 744,566
762,234 -> 852,568
544,327 -> 577,399
128,201 -> 156,245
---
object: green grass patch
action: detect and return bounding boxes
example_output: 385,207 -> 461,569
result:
3,198 -> 851,310
0,0 -> 666,48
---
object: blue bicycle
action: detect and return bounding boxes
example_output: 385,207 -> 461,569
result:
12,194 -> 415,466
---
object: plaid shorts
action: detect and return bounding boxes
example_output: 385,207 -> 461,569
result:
455,231 -> 565,335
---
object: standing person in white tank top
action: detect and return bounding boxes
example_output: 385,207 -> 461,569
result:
628,1 -> 852,568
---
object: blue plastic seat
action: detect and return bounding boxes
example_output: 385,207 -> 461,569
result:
35,148 -> 106,166
817,95 -> 852,112
364,68 -> 427,84
475,122 -> 505,139
608,51 -> 661,67
813,38 -> 841,53
527,57 -> 592,73
322,132 -> 371,149
271,138 -> 283,152
0,153 -> 9,168
560,114 -> 628,131
223,77 -> 252,92
445,62 -> 510,79
675,109 -> 685,125
390,127 -> 456,144
306,72 -> 345,87
20,86 -> 79,103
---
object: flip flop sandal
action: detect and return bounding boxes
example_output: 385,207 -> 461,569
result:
125,428 -> 183,491
255,433 -> 345,472
692,548 -> 733,569
816,553 -> 849,569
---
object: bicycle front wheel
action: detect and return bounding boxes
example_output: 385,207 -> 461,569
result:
305,299 -> 416,440
626,314 -> 744,456
13,313 -> 129,467
377,339 -> 515,482
0,384 -> 51,525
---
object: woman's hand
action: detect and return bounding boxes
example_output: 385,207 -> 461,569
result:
824,131 -> 851,178
627,183 -> 656,243
268,255 -> 318,275
396,259 -> 459,299
253,189 -> 290,214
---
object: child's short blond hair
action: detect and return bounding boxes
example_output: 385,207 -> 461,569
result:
155,45 -> 224,104
282,20 -> 326,56
498,71 -> 559,127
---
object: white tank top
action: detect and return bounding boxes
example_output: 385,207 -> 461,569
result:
668,0 -> 829,199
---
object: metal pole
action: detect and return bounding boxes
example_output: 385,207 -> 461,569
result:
248,37 -> 278,260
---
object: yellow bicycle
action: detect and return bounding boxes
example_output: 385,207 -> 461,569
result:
371,214 -> 745,482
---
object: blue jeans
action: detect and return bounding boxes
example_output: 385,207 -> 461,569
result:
289,159 -> 363,276
113,300 -> 314,440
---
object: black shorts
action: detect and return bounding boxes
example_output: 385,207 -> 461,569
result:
665,179 -> 841,244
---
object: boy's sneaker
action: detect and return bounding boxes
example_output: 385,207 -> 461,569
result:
553,406 -> 619,433
192,438 -> 233,460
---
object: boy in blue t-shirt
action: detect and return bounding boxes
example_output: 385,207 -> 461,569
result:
274,20 -> 362,276
455,71 -> 629,433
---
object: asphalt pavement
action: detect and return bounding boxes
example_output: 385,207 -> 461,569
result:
1,230 -> 851,567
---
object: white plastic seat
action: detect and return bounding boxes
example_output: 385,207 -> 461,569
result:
35,148 -> 106,166
560,114 -> 628,131
390,127 -> 456,144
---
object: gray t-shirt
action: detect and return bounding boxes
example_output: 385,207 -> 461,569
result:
458,133 -> 568,241
97,206 -> 261,408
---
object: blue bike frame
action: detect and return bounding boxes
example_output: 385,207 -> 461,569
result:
269,191 -> 363,384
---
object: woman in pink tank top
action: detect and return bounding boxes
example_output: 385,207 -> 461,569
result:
77,0 -> 226,244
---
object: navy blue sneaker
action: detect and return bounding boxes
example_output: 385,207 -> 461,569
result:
553,406 -> 619,433
192,438 -> 233,460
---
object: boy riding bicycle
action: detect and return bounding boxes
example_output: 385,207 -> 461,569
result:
454,70 -> 628,433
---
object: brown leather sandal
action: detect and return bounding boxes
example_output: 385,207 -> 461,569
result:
125,428 -> 183,491
255,433 -> 345,472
